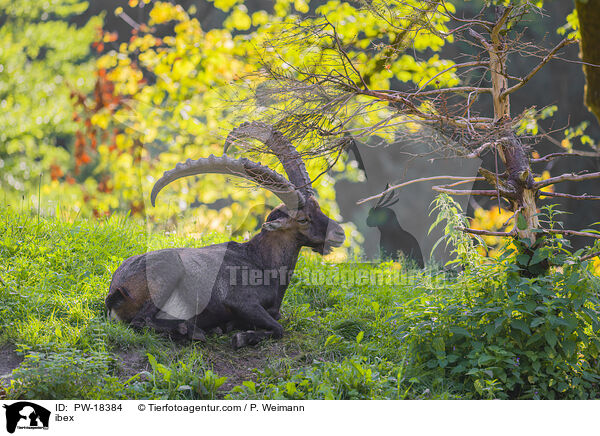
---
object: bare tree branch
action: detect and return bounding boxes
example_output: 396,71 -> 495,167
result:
356,176 -> 484,204
456,227 -> 516,237
503,206 -> 522,227
324,18 -> 369,90
466,141 -> 493,158
432,186 -> 507,197
399,86 -> 493,98
440,0 -> 494,30
542,229 -> 600,240
491,6 -> 513,42
580,251 -> 600,262
539,191 -> 600,201
415,61 -> 488,93
530,152 -> 591,163
501,37 -> 577,98
535,171 -> 600,189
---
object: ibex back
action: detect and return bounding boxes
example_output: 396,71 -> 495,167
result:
105,123 -> 345,348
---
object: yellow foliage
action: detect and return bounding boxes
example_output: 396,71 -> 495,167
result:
561,138 -> 572,151
294,0 -> 310,13
212,0 -> 240,12
90,111 -> 110,130
592,257 -> 600,276
535,170 -> 554,194
225,6 -> 252,31
252,11 -> 269,26
470,206 -> 514,255
149,2 -> 187,25
71,0 -> 458,252
97,53 -> 118,70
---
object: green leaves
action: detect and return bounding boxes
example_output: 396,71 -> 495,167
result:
544,330 -> 558,348
0,0 -> 100,201
511,319 -> 531,335
429,194 -> 481,267
403,239 -> 600,399
449,326 -> 471,337
516,213 -> 528,231
355,331 -> 364,344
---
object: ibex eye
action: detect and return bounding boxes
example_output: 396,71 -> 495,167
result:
297,217 -> 309,224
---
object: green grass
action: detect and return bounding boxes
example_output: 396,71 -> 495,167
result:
0,205 -> 437,399
1,204 -> 599,400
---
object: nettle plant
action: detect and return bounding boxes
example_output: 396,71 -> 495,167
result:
400,195 -> 600,399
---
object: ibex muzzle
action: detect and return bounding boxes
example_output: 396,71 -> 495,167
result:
105,122 -> 345,348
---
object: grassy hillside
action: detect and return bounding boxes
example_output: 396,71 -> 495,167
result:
1,205 -> 599,399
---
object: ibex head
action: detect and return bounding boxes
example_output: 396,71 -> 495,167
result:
262,196 -> 345,255
366,184 -> 399,228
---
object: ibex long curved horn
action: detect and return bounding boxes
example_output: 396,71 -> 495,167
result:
223,122 -> 314,197
375,183 -> 399,208
151,154 -> 305,210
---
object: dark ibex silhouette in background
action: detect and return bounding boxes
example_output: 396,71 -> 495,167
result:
105,122 -> 345,348
366,185 -> 424,268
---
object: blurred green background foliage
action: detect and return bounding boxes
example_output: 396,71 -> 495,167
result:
0,0 -> 597,252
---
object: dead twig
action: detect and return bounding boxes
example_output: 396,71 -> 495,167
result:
542,229 -> 600,240
580,251 -> 600,262
501,37 -> 577,98
456,226 -> 517,237
432,187 -> 507,197
356,176 -> 484,204
534,171 -> 600,189
502,206 -> 522,227
539,191 -> 600,201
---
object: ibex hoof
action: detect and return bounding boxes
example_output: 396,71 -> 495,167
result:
189,328 -> 206,342
231,332 -> 249,349
130,319 -> 145,329
210,326 -> 224,335
177,322 -> 206,341
177,322 -> 188,336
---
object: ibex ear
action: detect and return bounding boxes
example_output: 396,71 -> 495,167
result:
262,217 -> 292,231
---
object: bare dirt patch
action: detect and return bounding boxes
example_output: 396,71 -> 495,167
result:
109,333 -> 311,397
202,337 -> 306,394
0,344 -> 23,380
114,349 -> 149,380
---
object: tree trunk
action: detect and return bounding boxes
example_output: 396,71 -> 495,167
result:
488,7 -> 539,244
575,0 -> 600,124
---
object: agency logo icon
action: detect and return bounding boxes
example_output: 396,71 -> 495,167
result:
2,402 -> 50,434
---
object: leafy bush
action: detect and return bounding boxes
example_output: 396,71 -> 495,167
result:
125,353 -> 227,400
7,348 -> 119,400
227,356 -> 407,400
398,196 -> 600,399
402,261 -> 600,399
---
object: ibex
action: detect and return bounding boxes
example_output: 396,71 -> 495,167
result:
366,185 -> 424,268
105,122 -> 345,348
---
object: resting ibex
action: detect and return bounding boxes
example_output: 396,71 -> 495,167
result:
105,122 -> 345,348
366,185 -> 424,268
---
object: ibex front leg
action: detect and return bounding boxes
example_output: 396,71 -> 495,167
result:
227,302 -> 284,349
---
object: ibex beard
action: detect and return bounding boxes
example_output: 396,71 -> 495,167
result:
105,123 -> 345,349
